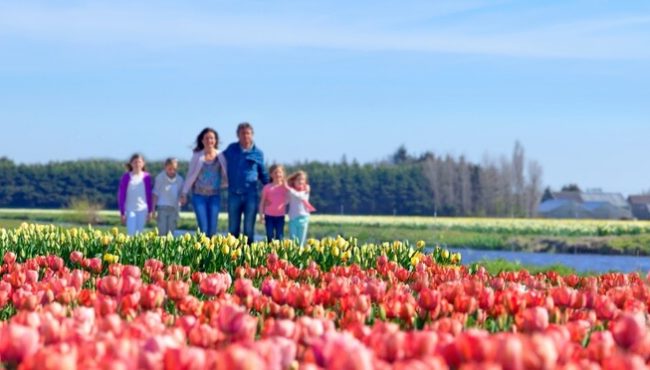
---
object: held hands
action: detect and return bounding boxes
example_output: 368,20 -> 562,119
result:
120,215 -> 126,225
258,213 -> 265,224
180,194 -> 187,206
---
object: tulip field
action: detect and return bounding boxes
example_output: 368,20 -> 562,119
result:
2,223 -> 650,369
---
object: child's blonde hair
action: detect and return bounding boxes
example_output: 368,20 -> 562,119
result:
287,170 -> 308,188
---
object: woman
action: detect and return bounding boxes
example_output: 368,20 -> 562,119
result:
181,128 -> 228,237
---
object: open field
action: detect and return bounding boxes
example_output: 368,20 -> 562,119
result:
2,208 -> 650,255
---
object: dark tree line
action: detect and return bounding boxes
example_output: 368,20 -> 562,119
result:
0,143 -> 543,217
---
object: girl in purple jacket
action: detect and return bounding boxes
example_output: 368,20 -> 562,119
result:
118,153 -> 153,235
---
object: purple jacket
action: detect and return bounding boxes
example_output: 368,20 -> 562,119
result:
117,172 -> 153,216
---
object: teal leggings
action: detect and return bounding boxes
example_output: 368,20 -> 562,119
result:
289,215 -> 309,246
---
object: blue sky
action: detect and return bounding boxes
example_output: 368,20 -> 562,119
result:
1,0 -> 649,195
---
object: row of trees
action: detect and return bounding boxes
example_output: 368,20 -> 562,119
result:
0,143 -> 543,217
422,142 -> 543,217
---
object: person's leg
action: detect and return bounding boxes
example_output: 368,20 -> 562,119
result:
126,211 -> 137,235
156,209 -> 167,236
264,215 -> 274,241
163,207 -> 177,236
243,192 -> 258,244
206,195 -> 220,237
135,210 -> 148,234
192,194 -> 209,235
228,194 -> 243,237
276,216 -> 285,241
298,216 -> 309,246
288,218 -> 299,243
169,209 -> 179,235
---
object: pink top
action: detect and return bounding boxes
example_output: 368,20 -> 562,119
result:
262,183 -> 288,217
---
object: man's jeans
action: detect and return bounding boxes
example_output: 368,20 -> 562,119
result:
192,194 -> 220,237
228,192 -> 258,243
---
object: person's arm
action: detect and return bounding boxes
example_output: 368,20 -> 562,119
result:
285,186 -> 308,200
181,152 -> 199,204
144,173 -> 154,220
152,173 -> 161,212
177,175 -> 184,209
117,173 -> 129,224
218,152 -> 228,189
257,149 -> 270,185
258,186 -> 267,223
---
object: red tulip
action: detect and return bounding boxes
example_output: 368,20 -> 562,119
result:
177,295 -> 202,316
188,323 -> 219,348
164,347 -> 207,370
166,280 -> 190,301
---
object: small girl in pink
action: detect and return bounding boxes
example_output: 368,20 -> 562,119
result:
258,164 -> 288,241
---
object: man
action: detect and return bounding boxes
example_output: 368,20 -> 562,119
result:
223,122 -> 270,243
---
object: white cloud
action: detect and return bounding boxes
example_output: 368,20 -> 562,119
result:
0,2 -> 649,59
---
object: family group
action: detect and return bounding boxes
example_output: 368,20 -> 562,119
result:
116,123 -> 315,245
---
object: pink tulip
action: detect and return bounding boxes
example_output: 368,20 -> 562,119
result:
216,303 -> 258,342
611,312 -> 646,349
97,275 -> 123,296
123,265 -> 142,279
3,251 -> 17,265
0,324 -> 40,363
70,251 -> 84,264
140,284 -> 166,310
518,307 -> 549,332
164,347 -> 207,370
200,273 -> 231,297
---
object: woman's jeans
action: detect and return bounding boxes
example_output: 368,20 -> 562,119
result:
289,215 -> 309,246
264,215 -> 285,241
192,194 -> 220,237
126,209 -> 148,236
228,192 -> 258,243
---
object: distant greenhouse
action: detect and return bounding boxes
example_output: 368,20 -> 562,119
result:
538,190 -> 633,220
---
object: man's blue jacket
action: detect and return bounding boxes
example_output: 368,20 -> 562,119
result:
223,142 -> 270,195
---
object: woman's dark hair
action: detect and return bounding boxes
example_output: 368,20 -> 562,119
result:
125,153 -> 146,172
194,127 -> 219,152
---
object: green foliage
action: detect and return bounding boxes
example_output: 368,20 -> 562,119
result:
476,258 -> 579,276
0,156 -> 437,216
68,197 -> 103,225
